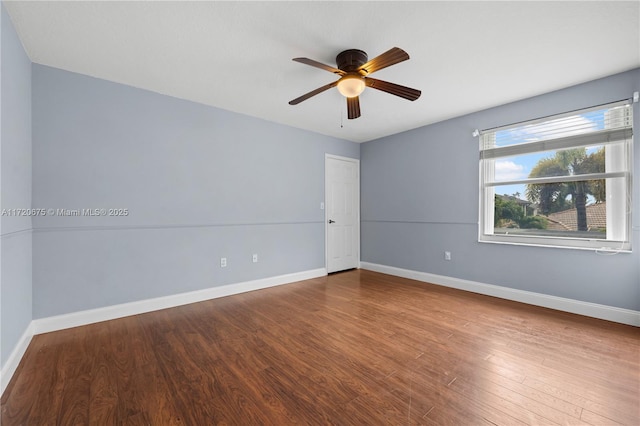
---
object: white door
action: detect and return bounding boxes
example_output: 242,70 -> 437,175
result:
326,155 -> 360,273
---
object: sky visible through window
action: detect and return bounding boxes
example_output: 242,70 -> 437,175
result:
493,109 -> 606,202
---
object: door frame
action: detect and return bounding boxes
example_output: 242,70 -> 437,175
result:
325,154 -> 360,273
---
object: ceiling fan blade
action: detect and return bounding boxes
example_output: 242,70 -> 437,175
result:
289,81 -> 338,105
364,77 -> 421,101
292,58 -> 345,75
347,96 -> 361,119
358,47 -> 410,75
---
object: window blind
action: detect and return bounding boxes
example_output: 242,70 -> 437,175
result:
480,100 -> 633,160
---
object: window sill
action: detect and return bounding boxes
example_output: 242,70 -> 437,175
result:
478,237 -> 632,253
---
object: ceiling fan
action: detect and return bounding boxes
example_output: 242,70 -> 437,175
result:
289,47 -> 421,119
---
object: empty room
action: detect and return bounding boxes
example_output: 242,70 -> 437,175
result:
1,1 -> 639,424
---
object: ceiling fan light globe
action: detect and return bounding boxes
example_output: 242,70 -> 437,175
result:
337,76 -> 365,98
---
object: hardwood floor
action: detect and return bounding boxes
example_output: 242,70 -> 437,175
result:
2,269 -> 639,425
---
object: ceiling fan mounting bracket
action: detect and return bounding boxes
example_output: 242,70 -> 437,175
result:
336,49 -> 368,73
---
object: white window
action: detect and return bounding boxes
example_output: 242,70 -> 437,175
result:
479,100 -> 633,251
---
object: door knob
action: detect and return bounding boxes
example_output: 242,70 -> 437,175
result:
328,219 -> 335,224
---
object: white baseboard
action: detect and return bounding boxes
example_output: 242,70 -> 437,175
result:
360,262 -> 640,327
32,268 -> 327,335
1,322 -> 35,396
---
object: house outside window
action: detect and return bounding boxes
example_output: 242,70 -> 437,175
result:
479,100 -> 633,251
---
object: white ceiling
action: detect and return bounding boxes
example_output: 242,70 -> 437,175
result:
4,1 -> 640,143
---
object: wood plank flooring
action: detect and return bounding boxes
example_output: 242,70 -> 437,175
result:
2,269 -> 639,425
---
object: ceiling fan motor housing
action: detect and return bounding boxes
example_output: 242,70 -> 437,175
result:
336,49 -> 368,73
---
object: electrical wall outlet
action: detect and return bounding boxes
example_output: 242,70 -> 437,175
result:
444,251 -> 452,261
252,254 -> 258,263
220,257 -> 227,267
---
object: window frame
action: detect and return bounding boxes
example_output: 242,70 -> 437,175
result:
478,100 -> 633,252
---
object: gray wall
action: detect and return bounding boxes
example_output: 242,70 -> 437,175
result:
32,64 -> 359,318
362,69 -> 640,311
1,4 -> 32,367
